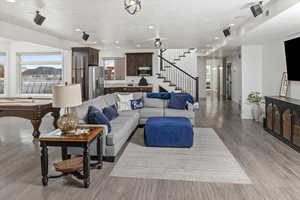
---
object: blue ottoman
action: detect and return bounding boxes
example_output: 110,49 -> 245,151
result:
144,117 -> 194,147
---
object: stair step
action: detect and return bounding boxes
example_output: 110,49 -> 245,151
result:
179,55 -> 186,58
161,69 -> 166,72
169,84 -> 176,87
174,58 -> 181,61
184,51 -> 190,54
175,87 -> 182,90
163,80 -> 171,83
157,76 -> 165,79
156,73 -> 161,76
164,66 -> 171,68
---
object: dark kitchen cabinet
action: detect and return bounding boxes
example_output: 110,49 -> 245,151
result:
126,53 -> 153,76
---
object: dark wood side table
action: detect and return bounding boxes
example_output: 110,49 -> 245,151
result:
39,126 -> 103,188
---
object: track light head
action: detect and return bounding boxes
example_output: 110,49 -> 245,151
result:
34,11 -> 46,26
223,27 -> 231,37
154,38 -> 162,48
250,1 -> 263,17
82,32 -> 90,41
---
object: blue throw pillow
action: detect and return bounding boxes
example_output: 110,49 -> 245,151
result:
146,92 -> 170,99
87,106 -> 111,133
103,105 -> 119,121
131,98 -> 144,110
168,93 -> 188,110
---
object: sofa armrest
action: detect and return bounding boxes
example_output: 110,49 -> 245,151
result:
187,102 -> 199,111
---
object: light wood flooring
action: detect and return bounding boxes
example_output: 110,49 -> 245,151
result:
0,97 -> 300,200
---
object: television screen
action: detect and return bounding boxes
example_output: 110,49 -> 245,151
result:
284,37 -> 300,81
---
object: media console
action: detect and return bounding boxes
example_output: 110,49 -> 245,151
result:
264,96 -> 300,152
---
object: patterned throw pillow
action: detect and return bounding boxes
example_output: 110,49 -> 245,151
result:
131,98 -> 144,110
117,94 -> 133,111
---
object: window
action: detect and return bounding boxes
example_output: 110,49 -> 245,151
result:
0,53 -> 6,94
18,53 -> 63,95
103,57 -> 125,80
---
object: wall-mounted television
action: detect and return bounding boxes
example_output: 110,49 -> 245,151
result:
284,37 -> 300,81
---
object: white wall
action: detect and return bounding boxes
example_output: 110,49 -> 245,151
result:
262,41 -> 300,99
197,56 -> 206,99
241,45 -> 263,119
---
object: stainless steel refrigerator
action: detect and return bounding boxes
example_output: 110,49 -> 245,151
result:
85,66 -> 104,100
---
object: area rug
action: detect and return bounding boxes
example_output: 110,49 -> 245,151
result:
110,128 -> 252,184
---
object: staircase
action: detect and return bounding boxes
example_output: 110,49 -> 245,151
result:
156,49 -> 199,101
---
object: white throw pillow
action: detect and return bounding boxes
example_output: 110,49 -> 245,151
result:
117,94 -> 133,111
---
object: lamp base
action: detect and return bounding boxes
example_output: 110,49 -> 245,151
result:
57,113 -> 79,134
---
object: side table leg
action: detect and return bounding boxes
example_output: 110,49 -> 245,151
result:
31,119 -> 42,138
83,145 -> 90,188
97,135 -> 103,169
40,143 -> 48,186
61,146 -> 69,160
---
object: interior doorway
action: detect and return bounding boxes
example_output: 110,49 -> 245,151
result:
225,63 -> 232,100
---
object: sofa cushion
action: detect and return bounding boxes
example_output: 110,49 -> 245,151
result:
164,108 -> 194,119
93,96 -> 108,110
117,93 -> 133,111
140,107 -> 164,118
143,97 -> 165,108
106,111 -> 139,145
168,92 -> 188,110
146,92 -> 170,99
103,105 -> 119,121
70,99 -> 94,122
87,106 -> 111,133
103,94 -> 117,106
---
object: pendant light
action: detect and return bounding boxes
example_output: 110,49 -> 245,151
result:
124,0 -> 141,15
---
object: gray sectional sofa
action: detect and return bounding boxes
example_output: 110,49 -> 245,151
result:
69,92 -> 196,161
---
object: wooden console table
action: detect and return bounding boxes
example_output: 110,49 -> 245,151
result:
39,126 -> 104,188
264,96 -> 300,152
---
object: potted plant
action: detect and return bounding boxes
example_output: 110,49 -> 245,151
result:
247,91 -> 263,121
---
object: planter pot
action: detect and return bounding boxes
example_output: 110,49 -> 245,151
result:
251,104 -> 262,122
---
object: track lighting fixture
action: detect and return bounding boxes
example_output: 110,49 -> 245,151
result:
250,1 -> 263,17
223,27 -> 231,37
154,38 -> 162,48
82,32 -> 90,41
34,11 -> 46,26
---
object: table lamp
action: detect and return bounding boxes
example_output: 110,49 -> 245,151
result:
52,83 -> 82,134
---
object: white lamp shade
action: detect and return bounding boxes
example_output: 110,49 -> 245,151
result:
52,84 -> 82,108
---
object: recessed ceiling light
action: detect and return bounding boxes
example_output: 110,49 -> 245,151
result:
136,44 -> 141,47
93,41 -> 97,44
75,28 -> 81,32
214,37 -> 219,40
229,23 -> 235,27
6,0 -> 16,3
101,39 -> 106,43
148,25 -> 155,30
115,41 -> 119,44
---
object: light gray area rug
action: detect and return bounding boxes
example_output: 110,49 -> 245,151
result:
110,128 -> 252,184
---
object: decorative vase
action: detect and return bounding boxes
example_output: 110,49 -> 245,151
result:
251,104 -> 262,122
